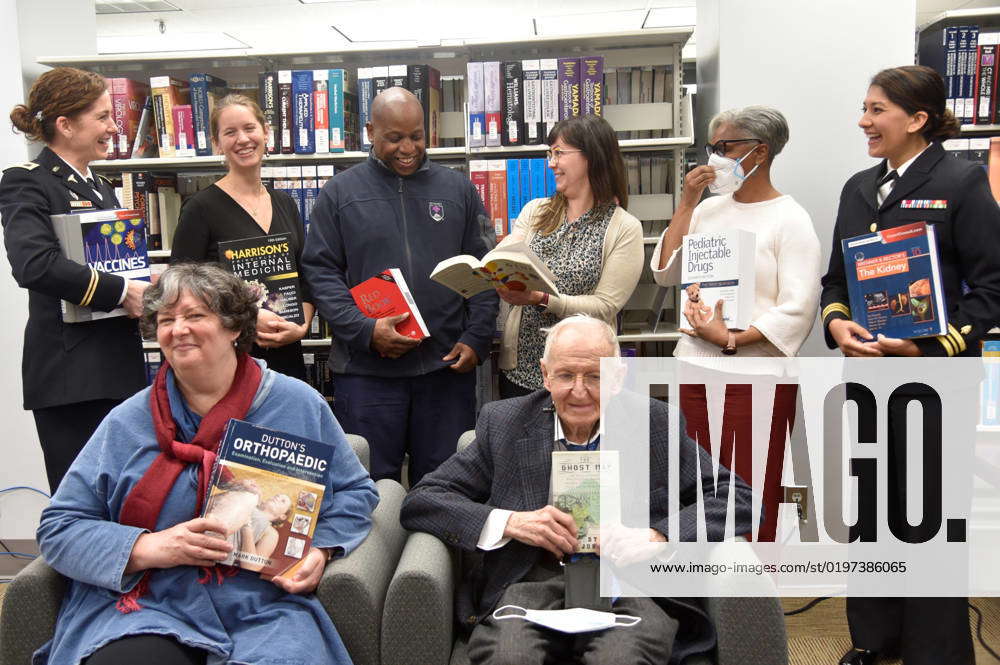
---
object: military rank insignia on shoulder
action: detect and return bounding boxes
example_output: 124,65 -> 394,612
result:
3,162 -> 40,172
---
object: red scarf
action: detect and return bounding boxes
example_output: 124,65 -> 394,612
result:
116,352 -> 262,613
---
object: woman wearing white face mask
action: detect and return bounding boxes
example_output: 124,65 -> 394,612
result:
651,105 -> 821,359
649,107 -> 821,544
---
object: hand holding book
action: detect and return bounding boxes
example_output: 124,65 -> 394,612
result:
271,546 -> 327,595
371,313 -> 421,358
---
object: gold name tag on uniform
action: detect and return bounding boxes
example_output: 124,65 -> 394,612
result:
69,200 -> 94,209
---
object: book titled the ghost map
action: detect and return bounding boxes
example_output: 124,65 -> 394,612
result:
51,208 -> 150,323
220,234 -> 304,325
430,240 -> 559,298
550,451 -> 620,553
842,222 -> 947,339
202,418 -> 331,580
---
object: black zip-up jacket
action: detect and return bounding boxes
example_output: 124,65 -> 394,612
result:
303,153 -> 498,376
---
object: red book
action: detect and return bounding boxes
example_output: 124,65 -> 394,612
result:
172,104 -> 195,157
109,78 -> 149,159
469,159 -> 489,214
350,268 -> 430,340
487,160 -> 508,241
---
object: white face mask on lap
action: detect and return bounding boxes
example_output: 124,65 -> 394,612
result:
708,146 -> 761,194
492,605 -> 642,634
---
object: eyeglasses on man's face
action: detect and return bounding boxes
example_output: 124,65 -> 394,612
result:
705,138 -> 762,158
548,371 -> 601,391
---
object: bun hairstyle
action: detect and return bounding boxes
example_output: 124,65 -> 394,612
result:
10,67 -> 108,143
870,65 -> 961,142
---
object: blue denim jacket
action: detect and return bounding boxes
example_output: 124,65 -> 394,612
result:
35,361 -> 378,665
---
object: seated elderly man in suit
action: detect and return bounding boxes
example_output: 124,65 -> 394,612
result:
400,314 -> 753,665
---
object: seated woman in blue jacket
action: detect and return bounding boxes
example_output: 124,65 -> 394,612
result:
35,263 -> 378,665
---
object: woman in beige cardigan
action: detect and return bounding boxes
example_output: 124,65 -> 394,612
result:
494,114 -> 643,398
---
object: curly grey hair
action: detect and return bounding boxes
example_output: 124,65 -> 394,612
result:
708,105 -> 789,162
139,262 -> 258,353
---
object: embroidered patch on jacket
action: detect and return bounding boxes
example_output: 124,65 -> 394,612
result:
900,199 -> 948,209
429,202 -> 445,222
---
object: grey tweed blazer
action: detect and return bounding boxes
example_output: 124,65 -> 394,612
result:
400,389 -> 753,662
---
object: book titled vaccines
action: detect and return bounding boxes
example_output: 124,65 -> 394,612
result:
219,233 -> 305,325
202,418 -> 331,580
430,240 -> 559,298
680,229 -> 756,331
841,221 -> 948,339
551,451 -> 620,554
350,268 -> 430,340
50,209 -> 151,323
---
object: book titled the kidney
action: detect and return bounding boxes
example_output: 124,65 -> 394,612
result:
350,268 -> 430,340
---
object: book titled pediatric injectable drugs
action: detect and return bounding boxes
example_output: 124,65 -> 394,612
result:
679,229 -> 756,331
203,419 -> 331,580
350,268 -> 430,340
51,208 -> 151,323
551,451 -> 620,554
841,222 -> 947,339
219,233 -> 305,325
431,240 -> 559,298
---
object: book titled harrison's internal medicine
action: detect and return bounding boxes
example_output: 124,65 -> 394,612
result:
841,221 -> 948,339
51,209 -> 151,323
219,233 -> 305,325
202,418 -> 331,580
350,268 -> 430,340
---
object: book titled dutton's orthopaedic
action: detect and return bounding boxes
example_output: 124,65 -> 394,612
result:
841,221 -> 947,339
220,233 -> 305,325
202,418 -> 331,580
50,208 -> 151,323
350,268 -> 430,340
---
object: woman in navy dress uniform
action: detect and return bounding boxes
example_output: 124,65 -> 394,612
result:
821,65 -> 1000,665
0,67 -> 147,492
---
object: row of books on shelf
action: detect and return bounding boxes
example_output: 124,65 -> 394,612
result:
919,24 -> 1000,124
470,158 -> 555,240
104,54 -> 674,162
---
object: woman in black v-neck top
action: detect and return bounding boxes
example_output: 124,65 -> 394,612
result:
171,94 -> 315,380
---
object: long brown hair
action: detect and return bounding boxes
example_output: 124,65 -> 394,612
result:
533,114 -> 628,236
10,67 -> 108,144
870,65 -> 960,142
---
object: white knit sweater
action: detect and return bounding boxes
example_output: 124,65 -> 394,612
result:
651,193 -> 822,359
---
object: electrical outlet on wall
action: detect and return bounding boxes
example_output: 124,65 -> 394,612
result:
783,485 -> 809,523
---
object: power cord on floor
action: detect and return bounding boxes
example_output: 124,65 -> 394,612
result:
970,602 -> 1000,662
783,595 -> 836,616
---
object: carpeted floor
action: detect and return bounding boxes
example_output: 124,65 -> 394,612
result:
0,585 -> 996,663
783,596 -> 1000,665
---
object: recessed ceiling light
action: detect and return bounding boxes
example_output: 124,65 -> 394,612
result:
96,0 -> 181,15
97,32 -> 250,54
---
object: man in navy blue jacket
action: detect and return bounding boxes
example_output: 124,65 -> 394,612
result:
303,87 -> 498,485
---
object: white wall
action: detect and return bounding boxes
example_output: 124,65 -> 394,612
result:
696,0 -> 917,357
0,0 -> 98,539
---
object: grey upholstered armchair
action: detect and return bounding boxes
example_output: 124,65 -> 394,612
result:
380,431 -> 789,665
0,434 -> 408,665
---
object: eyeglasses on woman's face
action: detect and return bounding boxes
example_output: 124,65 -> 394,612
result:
546,148 -> 583,163
704,138 -> 762,158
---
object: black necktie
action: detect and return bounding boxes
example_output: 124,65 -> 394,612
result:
86,177 -> 103,201
878,169 -> 898,189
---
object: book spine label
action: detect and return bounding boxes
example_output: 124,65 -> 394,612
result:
328,69 -> 346,152
976,44 -> 996,124
946,27 -> 959,115
501,61 -> 523,146
259,72 -> 279,154
581,56 -> 604,116
388,64 -> 409,90
150,84 -> 173,158
278,70 -> 294,154
483,61 -> 502,147
558,58 -> 581,120
358,68 -> 373,149
965,26 -> 980,122
189,74 -> 212,156
467,61 -> 485,147
292,70 -> 315,154
469,160 -> 489,211
313,70 -> 330,154
372,66 -> 390,97
109,78 -> 127,159
172,105 -> 195,156
522,59 -> 543,144
540,59 -> 559,139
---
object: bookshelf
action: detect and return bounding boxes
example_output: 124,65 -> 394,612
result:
40,27 -> 691,345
